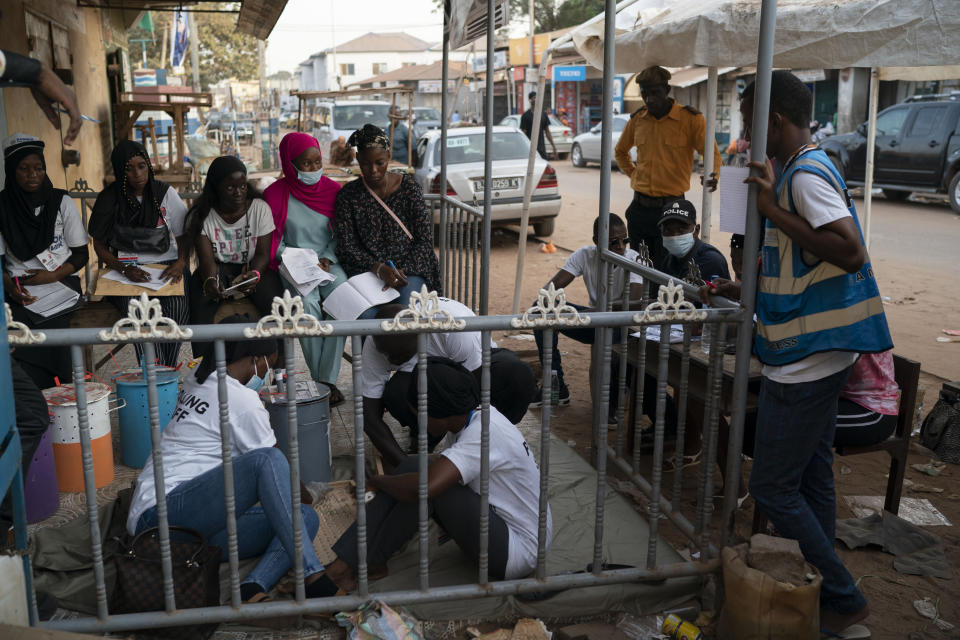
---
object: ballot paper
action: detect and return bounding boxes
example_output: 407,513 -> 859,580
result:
279,247 -> 336,296
23,281 -> 81,318
322,272 -> 399,320
632,324 -> 685,344
719,165 -> 751,234
102,265 -> 170,291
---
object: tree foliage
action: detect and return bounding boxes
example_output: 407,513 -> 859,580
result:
125,3 -> 259,90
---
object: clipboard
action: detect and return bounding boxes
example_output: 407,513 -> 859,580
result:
93,264 -> 186,296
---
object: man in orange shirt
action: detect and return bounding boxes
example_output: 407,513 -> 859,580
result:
615,66 -> 721,267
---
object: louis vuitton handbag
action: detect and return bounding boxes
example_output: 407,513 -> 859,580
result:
112,525 -> 221,639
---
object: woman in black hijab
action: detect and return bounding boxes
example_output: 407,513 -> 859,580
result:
0,133 -> 88,389
88,140 -> 190,367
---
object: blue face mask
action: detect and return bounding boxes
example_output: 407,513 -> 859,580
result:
246,356 -> 268,392
297,168 -> 323,185
663,232 -> 695,258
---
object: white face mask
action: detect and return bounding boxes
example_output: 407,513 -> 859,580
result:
663,232 -> 695,258
297,168 -> 323,185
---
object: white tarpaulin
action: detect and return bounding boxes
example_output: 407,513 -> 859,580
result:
572,0 -> 960,73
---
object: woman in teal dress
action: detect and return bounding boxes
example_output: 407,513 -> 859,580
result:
264,132 -> 346,405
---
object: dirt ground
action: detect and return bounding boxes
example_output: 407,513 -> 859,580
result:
484,226 -> 959,640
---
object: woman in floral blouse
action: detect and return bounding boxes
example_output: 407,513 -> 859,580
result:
334,124 -> 440,319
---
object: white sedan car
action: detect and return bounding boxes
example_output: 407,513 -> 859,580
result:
570,114 -> 636,168
499,113 -> 574,159
414,127 -> 561,236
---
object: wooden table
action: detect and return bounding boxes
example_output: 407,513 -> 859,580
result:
626,331 -> 763,417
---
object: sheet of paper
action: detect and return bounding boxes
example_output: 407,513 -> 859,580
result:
632,324 -> 685,344
322,272 -> 399,320
281,248 -> 335,285
719,165 -> 751,234
102,265 -> 170,291
23,281 -> 81,317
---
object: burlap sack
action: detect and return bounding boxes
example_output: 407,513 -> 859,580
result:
717,543 -> 821,640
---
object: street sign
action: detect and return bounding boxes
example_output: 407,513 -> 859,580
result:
552,66 -> 586,82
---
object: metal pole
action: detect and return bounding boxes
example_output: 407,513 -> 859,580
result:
480,0 -> 495,314
721,0 -> 779,544
700,67 -> 718,243
188,11 -> 200,91
510,52 -> 550,314
863,68 -> 879,250
440,15 -> 450,282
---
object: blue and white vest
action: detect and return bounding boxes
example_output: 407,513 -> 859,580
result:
754,147 -> 893,366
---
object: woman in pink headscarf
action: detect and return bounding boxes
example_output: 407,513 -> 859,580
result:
264,132 -> 346,404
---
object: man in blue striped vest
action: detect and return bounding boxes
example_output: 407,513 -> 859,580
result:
707,71 -> 892,637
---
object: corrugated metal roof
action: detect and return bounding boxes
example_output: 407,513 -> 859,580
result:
349,61 -> 470,87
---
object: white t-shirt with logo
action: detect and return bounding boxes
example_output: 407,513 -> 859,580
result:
0,194 -> 87,277
440,406 -> 552,579
762,171 -> 858,384
360,297 -> 492,399
561,245 -> 643,309
201,199 -> 275,265
129,188 -> 189,264
126,374 -> 277,534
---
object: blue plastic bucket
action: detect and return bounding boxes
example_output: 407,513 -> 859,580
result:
114,367 -> 181,468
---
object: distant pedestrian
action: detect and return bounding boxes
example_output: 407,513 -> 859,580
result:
451,110 -> 461,124
520,92 -> 557,160
615,66 -> 722,267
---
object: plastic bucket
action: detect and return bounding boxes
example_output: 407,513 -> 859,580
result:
44,382 -> 118,492
113,367 -> 180,468
24,426 -> 59,523
263,381 -> 332,483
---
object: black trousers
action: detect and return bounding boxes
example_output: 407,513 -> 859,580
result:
332,456 -> 510,579
382,348 -> 538,451
0,357 -> 50,527
625,192 -> 682,269
188,264 -> 285,354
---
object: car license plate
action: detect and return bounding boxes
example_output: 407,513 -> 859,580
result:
473,177 -> 520,192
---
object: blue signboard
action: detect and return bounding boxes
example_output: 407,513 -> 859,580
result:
553,65 -> 587,82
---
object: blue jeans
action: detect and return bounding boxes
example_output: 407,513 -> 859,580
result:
135,448 -> 323,591
358,275 -> 427,320
749,366 -> 866,615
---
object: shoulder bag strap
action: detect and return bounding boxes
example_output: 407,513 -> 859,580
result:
363,178 -> 413,240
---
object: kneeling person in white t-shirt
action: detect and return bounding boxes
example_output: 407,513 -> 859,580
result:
320,357 -> 552,592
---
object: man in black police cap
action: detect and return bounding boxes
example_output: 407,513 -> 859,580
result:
520,91 -> 558,160
658,198 -> 729,284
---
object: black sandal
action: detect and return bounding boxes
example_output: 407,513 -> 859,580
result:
326,384 -> 345,407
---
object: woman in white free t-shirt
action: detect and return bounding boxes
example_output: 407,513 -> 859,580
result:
185,156 -> 285,355
88,140 -> 190,367
0,134 -> 88,389
127,315 -> 338,603
317,357 -> 552,596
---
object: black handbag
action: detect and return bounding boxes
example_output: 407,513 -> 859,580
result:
109,223 -> 171,254
112,526 -> 221,640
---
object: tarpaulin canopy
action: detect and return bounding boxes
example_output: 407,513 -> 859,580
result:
572,0 -> 960,73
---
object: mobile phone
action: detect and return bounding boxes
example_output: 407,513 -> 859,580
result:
221,275 -> 258,295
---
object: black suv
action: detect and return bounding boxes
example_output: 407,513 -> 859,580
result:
821,100 -> 960,212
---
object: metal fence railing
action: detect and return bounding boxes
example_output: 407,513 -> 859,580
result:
426,194 -> 484,314
3,272 -> 745,633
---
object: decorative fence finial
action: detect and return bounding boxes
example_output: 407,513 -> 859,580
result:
98,293 -> 194,342
243,291 -> 333,337
381,286 -> 466,332
4,303 -> 47,345
633,279 -> 706,323
511,282 -> 591,328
